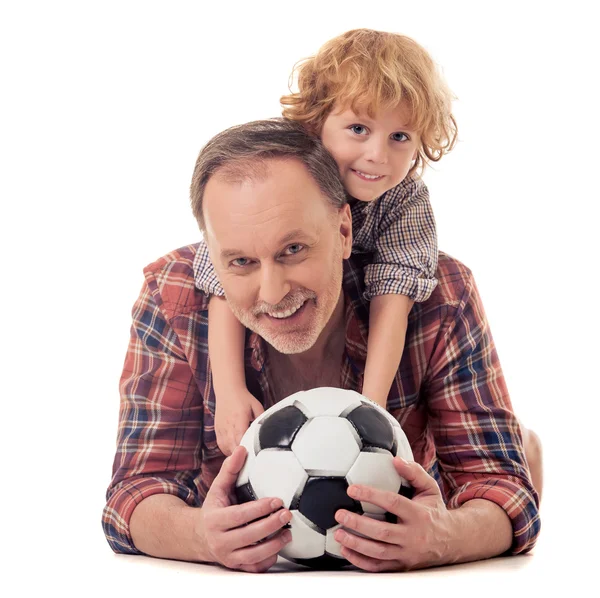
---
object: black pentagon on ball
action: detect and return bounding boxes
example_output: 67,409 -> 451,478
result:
296,477 -> 362,531
259,405 -> 308,449
286,554 -> 350,570
235,481 -> 257,505
400,484 -> 416,500
346,404 -> 395,451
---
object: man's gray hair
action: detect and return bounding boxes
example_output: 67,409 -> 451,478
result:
190,118 -> 347,230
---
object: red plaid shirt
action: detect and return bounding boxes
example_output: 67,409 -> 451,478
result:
102,243 -> 541,556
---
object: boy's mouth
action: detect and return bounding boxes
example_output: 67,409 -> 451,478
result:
351,169 -> 384,181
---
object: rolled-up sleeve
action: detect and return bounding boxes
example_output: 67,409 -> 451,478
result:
193,238 -> 225,297
364,179 -> 438,302
102,279 -> 205,554
425,272 -> 541,555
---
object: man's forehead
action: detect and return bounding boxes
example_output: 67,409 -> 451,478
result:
204,159 -> 331,232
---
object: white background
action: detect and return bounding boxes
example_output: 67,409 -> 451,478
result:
1,0 -> 598,595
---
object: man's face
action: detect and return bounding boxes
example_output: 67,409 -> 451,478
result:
320,102 -> 420,202
203,158 -> 352,354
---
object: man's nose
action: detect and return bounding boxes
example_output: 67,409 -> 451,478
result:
258,263 -> 292,307
364,138 -> 388,165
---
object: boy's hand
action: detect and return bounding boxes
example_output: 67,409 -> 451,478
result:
215,390 -> 265,456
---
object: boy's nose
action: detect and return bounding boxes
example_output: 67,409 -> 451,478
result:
364,139 -> 388,165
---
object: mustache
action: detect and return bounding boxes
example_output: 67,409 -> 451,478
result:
252,289 -> 316,316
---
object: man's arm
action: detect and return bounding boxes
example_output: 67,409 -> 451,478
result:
102,275 -> 206,555
447,499 -> 512,564
104,271 -> 291,570
129,448 -> 292,571
130,495 -> 212,562
425,264 -> 541,555
331,458 -> 513,571
332,262 -> 540,571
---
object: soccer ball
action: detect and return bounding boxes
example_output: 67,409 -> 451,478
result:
235,387 -> 414,568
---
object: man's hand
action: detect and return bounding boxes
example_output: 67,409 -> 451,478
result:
215,391 -> 265,456
333,458 -> 457,572
200,445 -> 292,572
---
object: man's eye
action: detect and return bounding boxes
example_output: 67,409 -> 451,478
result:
391,132 -> 409,142
350,125 -> 368,135
285,244 -> 304,255
231,257 -> 251,267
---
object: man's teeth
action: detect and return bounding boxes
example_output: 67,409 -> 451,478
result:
267,301 -> 305,319
356,170 -> 382,180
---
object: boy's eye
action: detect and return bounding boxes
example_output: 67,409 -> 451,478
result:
350,125 -> 368,135
391,132 -> 409,142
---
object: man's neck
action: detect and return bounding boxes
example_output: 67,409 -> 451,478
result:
266,290 -> 346,382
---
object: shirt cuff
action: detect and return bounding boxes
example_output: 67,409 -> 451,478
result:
194,274 -> 225,297
363,263 -> 438,302
447,479 -> 541,555
102,477 -> 201,555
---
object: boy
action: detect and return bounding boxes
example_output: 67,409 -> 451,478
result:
195,29 -> 457,456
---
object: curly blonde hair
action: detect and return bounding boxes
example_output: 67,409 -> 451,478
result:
281,29 -> 458,177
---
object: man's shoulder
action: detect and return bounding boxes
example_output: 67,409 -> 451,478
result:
432,251 -> 475,308
344,250 -> 476,324
142,242 -> 208,318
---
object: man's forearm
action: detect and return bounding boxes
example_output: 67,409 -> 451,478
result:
129,494 -> 214,563
445,499 -> 513,565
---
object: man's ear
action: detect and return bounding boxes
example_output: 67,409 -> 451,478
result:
339,203 -> 353,259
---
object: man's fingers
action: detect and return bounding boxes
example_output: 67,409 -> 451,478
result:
207,496 -> 285,533
392,458 -> 440,496
233,529 -> 291,571
335,509 -> 404,545
347,484 -> 415,520
204,446 -> 247,508
226,505 -> 292,549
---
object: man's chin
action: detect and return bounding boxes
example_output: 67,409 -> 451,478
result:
258,328 -> 318,355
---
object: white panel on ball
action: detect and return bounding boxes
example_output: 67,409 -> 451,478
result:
346,452 -> 402,514
292,417 -> 361,475
236,430 -> 258,486
251,450 -> 308,508
279,511 -> 326,560
294,387 -> 364,417
393,426 -> 414,463
325,524 -> 344,557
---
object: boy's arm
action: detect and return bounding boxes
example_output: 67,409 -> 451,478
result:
362,294 -> 414,407
208,295 -> 247,397
209,295 -> 263,455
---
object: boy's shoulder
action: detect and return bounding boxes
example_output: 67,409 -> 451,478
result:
141,242 -> 208,319
380,175 -> 429,209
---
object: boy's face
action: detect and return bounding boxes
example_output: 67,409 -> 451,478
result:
320,102 -> 420,202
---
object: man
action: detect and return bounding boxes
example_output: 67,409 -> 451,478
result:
103,119 -> 541,573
